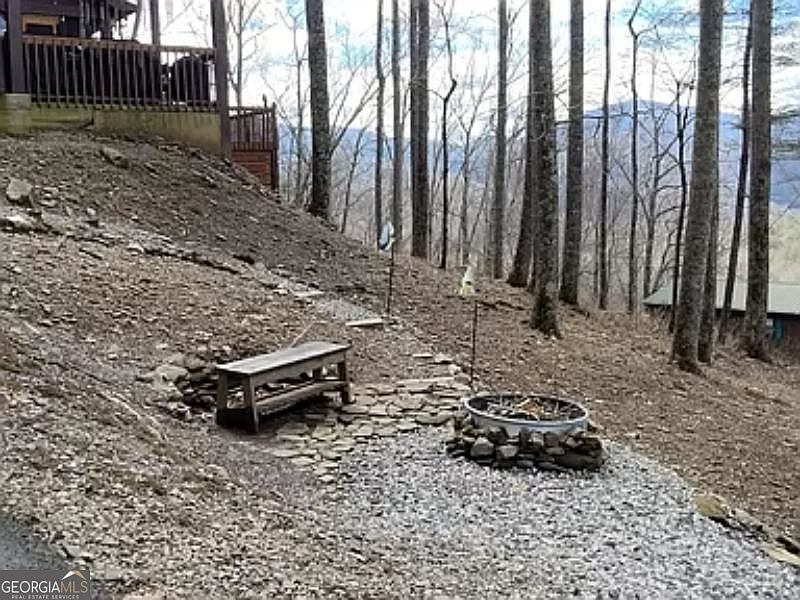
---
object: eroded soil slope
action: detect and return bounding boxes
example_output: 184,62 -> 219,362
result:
2,131 -> 798,545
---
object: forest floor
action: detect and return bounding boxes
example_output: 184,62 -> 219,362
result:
1,131 -> 798,597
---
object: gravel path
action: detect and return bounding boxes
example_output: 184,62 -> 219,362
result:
320,431 -> 799,600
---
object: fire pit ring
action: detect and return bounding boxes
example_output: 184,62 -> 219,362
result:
463,392 -> 589,437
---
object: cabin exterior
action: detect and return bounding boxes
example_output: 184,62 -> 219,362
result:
644,280 -> 800,351
0,0 -> 277,189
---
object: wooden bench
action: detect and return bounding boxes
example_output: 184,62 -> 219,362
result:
215,341 -> 352,433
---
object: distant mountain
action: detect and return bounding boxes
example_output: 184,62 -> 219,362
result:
586,100 -> 800,207
278,99 -> 800,207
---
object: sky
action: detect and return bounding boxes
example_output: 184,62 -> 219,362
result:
134,1 -> 798,126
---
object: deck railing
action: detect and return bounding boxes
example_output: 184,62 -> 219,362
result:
230,105 -> 278,151
21,35 -> 216,111
230,105 -> 280,190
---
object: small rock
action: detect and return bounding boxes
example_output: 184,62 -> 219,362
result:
368,405 -> 388,417
153,364 -> 189,384
486,426 -> 508,445
275,434 -> 308,444
277,422 -> 311,436
100,146 -> 130,168
319,449 -> 341,461
496,445 -> 518,461
330,441 -> 357,453
85,207 -> 100,227
394,396 -> 424,411
6,178 -> 33,206
0,210 -> 43,233
268,447 -> 303,459
376,425 -> 397,437
341,404 -> 369,415
470,437 -> 494,459
352,425 -> 374,438
694,494 -> 729,523
432,353 -> 453,365
415,412 -> 452,426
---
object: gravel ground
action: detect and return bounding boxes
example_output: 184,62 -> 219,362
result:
320,431 -> 800,600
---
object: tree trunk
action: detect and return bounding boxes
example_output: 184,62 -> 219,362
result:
627,2 -> 642,314
341,128 -> 367,235
236,0 -> 244,109
507,0 -> 536,288
560,0 -> 583,306
698,188 -> 719,362
599,0 -> 611,310
529,0 -> 560,337
669,88 -> 690,333
720,13 -> 752,343
671,0 -> 723,373
409,0 -> 430,259
643,139 -> 660,298
459,132 -> 472,265
439,6 -> 457,270
305,0 -> 331,220
491,0 -> 508,279
744,0 -> 772,360
391,0 -> 404,247
294,45 -> 305,206
374,0 -> 385,247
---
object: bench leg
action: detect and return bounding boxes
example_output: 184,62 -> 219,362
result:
215,373 -> 229,425
337,360 -> 352,404
244,378 -> 259,434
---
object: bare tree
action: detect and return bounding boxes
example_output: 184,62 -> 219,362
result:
627,0 -> 644,314
672,0 -> 723,373
391,0 -> 404,247
720,10 -> 753,343
491,0 -> 508,280
669,79 -> 691,332
507,0 -> 536,288
744,0 -> 772,360
529,0 -> 560,337
374,0 -> 386,247
436,1 -> 457,269
305,0 -> 332,220
410,0 -> 431,259
560,0 -> 583,305
599,0 -> 611,309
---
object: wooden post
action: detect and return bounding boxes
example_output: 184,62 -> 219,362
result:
149,0 -> 161,46
6,0 -> 25,93
210,0 -> 232,159
271,102 -> 280,191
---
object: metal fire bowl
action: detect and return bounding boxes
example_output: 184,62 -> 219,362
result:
463,392 -> 589,436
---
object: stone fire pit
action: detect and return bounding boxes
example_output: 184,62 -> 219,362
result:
447,392 -> 605,471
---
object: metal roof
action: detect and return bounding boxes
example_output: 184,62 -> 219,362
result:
643,280 -> 800,316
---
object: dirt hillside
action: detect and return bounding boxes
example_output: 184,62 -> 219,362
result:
1,131 -> 798,568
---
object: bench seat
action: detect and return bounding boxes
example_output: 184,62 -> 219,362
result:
215,341 -> 351,433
